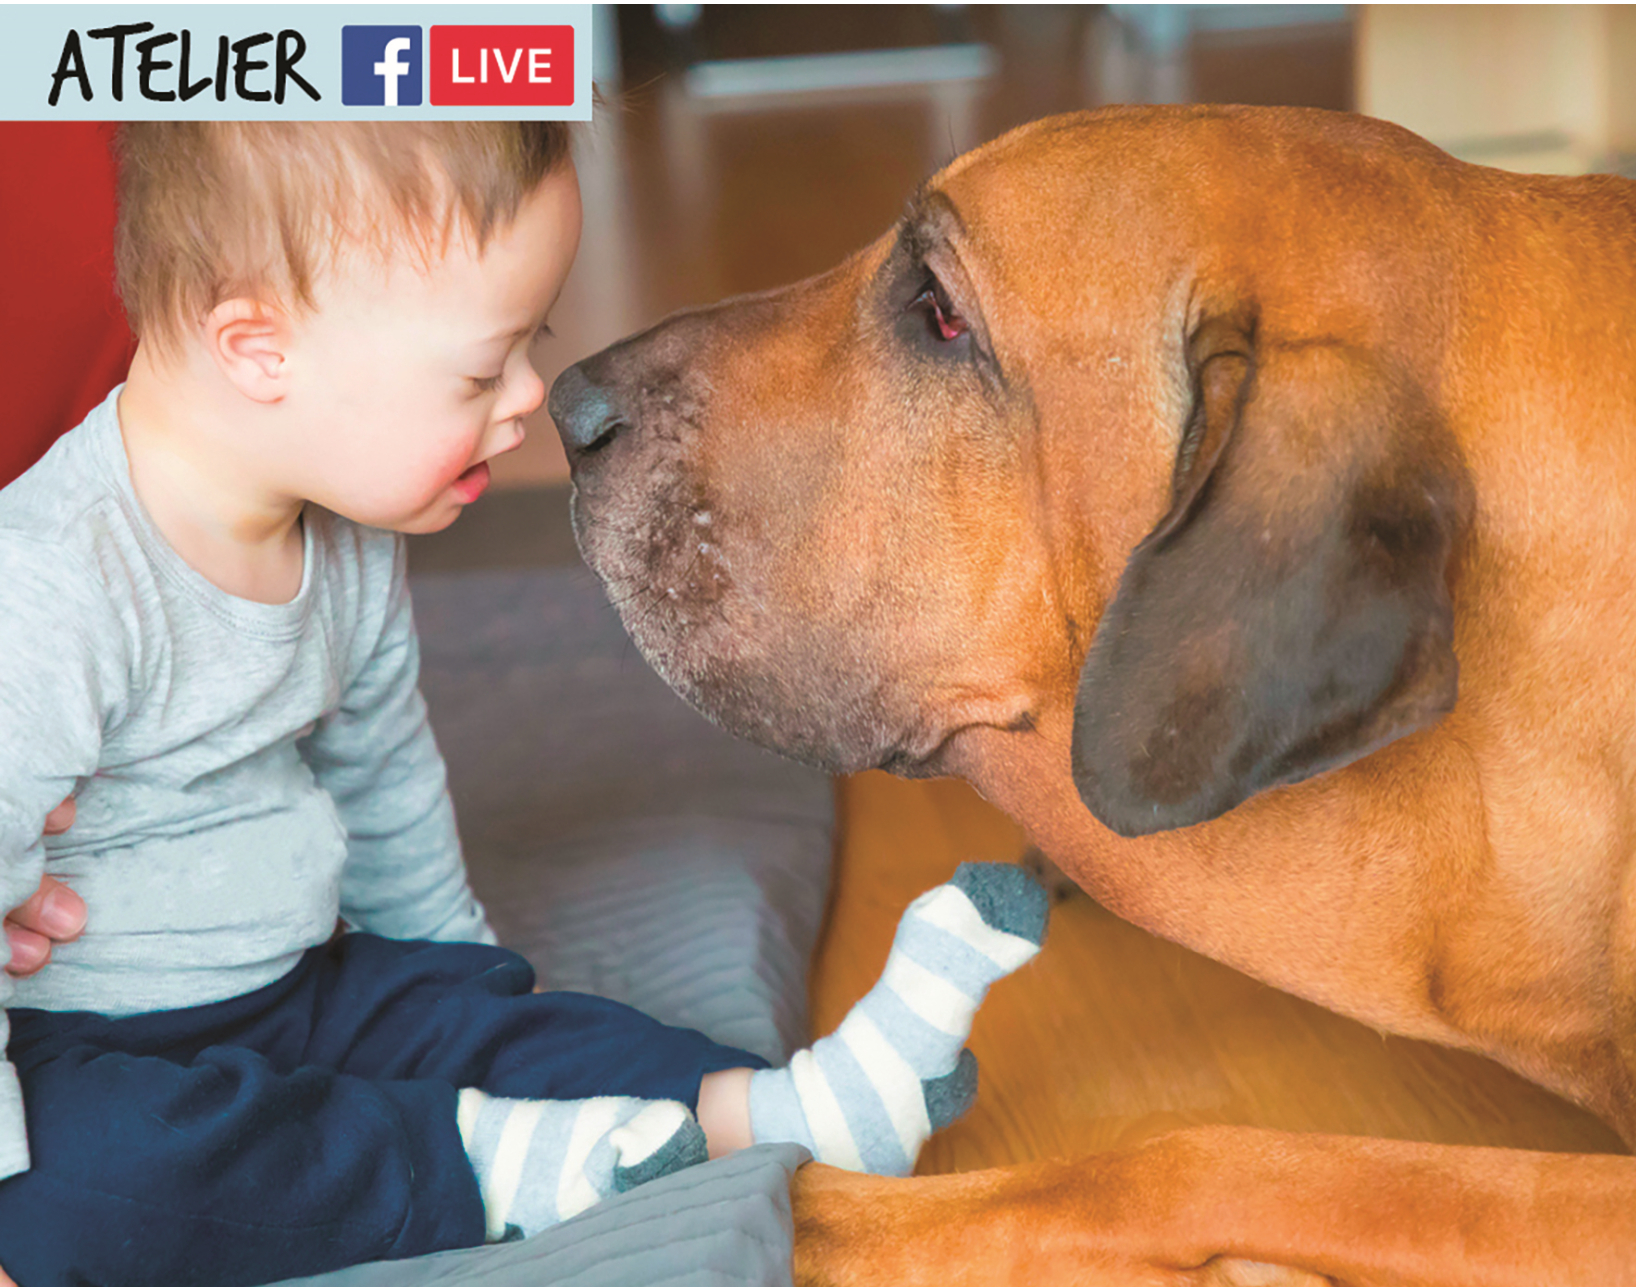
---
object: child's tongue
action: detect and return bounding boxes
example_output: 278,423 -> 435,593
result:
452,461 -> 490,502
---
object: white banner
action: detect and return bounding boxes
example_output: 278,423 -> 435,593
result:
1,5 -> 593,121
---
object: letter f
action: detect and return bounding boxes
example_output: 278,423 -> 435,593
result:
374,37 -> 412,106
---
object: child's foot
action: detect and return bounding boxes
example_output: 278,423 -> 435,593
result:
457,1088 -> 708,1240
748,861 -> 1048,1175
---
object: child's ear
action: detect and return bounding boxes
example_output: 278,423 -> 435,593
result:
204,299 -> 291,403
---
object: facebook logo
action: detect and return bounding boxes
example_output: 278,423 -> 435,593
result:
342,26 -> 423,107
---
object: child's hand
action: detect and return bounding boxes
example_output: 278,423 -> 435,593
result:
4,799 -> 87,977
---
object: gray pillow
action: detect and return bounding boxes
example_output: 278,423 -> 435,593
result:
411,565 -> 835,1065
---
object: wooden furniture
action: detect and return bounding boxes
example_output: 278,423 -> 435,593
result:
1358,4 -> 1636,174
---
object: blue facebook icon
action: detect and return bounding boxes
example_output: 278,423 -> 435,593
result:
342,26 -> 423,106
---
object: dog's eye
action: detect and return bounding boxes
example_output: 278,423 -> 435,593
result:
908,282 -> 968,342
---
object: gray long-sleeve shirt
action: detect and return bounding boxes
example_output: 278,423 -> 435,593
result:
0,386 -> 494,1180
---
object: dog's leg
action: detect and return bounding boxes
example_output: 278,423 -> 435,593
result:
791,1125 -> 1636,1286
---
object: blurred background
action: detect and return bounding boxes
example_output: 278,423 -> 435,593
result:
10,5 -> 1635,519
485,2 -> 1636,498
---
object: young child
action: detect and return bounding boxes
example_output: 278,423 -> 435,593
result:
0,122 -> 1048,1286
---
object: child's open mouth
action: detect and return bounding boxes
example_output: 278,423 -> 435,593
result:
451,461 -> 491,504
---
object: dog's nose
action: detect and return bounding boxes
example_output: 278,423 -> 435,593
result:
549,362 -> 626,462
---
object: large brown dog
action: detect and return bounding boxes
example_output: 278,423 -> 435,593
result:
550,105 -> 1636,1283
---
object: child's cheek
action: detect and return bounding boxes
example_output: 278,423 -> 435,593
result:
420,432 -> 483,493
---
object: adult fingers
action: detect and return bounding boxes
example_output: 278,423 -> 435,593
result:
6,877 -> 86,945
43,797 -> 76,835
3,924 -> 52,978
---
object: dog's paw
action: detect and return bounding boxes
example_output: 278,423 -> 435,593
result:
1017,846 -> 1085,903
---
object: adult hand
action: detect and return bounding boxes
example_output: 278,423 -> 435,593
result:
4,798 -> 86,978
0,803 -> 89,1287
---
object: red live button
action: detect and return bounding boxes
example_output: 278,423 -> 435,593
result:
429,26 -> 575,106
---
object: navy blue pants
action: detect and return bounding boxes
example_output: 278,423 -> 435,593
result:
0,934 -> 766,1287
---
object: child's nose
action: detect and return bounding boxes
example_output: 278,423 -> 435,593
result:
501,365 -> 547,423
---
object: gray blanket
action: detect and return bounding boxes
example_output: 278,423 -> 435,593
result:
276,1144 -> 811,1287
269,564 -> 833,1287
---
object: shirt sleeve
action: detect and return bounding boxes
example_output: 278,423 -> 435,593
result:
0,535 -> 127,1180
305,536 -> 496,947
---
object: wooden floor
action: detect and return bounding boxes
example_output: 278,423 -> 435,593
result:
813,773 -> 1627,1175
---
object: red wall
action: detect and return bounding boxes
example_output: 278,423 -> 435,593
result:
0,123 -> 135,488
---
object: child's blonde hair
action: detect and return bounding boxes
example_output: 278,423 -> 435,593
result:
114,122 -> 572,359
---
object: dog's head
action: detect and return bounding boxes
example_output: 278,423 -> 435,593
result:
552,106 -> 1473,835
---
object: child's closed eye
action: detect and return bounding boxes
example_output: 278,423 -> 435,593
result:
470,323 -> 555,395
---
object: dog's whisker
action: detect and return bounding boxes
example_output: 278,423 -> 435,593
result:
576,514 -> 647,540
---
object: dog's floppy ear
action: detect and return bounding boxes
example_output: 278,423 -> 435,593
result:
1071,317 -> 1473,838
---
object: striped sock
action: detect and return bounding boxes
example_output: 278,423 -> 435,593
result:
747,861 -> 1048,1175
456,1088 -> 708,1241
